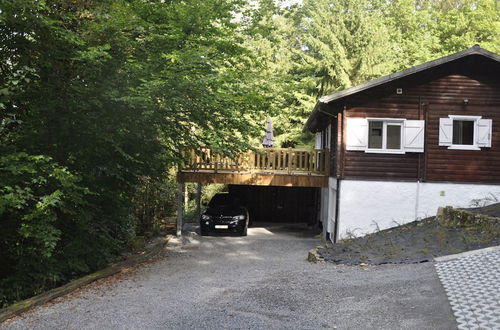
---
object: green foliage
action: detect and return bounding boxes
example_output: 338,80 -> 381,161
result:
431,0 -> 500,55
132,175 -> 178,235
0,0 -> 270,308
241,0 -> 399,147
100,0 -> 271,156
242,0 -> 499,147
299,0 -> 397,93
0,153 -> 87,306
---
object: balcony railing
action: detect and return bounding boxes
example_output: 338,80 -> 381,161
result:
182,148 -> 329,176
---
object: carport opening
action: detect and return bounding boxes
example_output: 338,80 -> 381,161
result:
228,185 -> 321,230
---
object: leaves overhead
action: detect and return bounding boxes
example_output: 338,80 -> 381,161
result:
0,0 -> 269,307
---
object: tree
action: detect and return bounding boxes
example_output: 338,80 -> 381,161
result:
242,0 -> 398,147
242,0 -> 500,147
240,0 -> 312,147
298,0 -> 397,94
0,0 -> 270,307
431,0 -> 500,55
382,0 -> 440,69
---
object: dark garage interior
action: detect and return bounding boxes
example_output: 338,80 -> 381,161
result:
228,185 -> 321,226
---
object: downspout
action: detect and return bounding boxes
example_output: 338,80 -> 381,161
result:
417,96 -> 422,181
415,180 -> 420,221
415,97 -> 423,222
331,105 -> 345,244
422,102 -> 429,181
332,179 -> 340,244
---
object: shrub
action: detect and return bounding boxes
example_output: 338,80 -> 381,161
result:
0,153 -> 87,307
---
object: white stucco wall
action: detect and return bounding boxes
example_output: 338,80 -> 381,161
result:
336,180 -> 500,239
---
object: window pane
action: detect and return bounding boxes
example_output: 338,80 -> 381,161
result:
453,120 -> 474,145
387,124 -> 401,149
368,121 -> 383,148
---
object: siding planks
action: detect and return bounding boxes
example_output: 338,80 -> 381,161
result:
335,59 -> 500,183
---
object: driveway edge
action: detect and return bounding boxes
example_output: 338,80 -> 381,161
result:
434,245 -> 500,262
0,235 -> 172,324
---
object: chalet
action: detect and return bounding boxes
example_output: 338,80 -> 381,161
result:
305,45 -> 500,241
176,45 -> 499,243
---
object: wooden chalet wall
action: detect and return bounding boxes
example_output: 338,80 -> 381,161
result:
328,55 -> 500,183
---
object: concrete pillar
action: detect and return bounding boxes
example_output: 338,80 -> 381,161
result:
195,183 -> 202,221
176,183 -> 184,237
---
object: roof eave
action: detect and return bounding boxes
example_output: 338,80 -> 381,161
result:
320,46 -> 499,105
303,45 -> 500,133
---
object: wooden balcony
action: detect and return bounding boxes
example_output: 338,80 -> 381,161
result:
178,148 -> 330,187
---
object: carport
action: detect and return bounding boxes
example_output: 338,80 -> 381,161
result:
228,185 -> 320,226
176,147 -> 330,237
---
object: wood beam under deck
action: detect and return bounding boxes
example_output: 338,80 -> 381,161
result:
177,171 -> 328,187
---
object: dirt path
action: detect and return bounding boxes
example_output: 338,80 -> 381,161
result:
1,223 -> 456,329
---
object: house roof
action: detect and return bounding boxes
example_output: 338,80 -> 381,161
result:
304,45 -> 500,132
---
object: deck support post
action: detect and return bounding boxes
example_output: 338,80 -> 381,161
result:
195,183 -> 202,222
176,183 -> 184,237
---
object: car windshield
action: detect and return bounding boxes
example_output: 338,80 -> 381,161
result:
208,194 -> 238,207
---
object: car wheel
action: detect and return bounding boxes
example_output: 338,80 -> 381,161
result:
239,225 -> 247,237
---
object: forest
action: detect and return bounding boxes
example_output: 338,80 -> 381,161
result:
0,0 -> 498,307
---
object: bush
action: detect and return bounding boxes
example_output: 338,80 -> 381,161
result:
132,176 -> 178,236
0,153 -> 87,307
0,152 -> 142,308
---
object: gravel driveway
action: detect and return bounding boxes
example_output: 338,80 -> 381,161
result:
1,223 -> 456,330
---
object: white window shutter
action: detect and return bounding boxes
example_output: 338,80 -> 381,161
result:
315,132 -> 322,149
346,118 -> 368,151
404,120 -> 425,152
439,118 -> 453,146
477,119 -> 492,148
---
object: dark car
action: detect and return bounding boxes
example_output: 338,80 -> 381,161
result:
200,193 -> 249,236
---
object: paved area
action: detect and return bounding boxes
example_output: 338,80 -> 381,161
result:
435,249 -> 500,330
1,223 -> 456,329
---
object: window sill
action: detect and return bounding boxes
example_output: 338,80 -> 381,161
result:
365,149 -> 406,154
447,145 -> 481,151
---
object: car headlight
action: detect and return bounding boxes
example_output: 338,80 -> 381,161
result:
201,214 -> 211,220
232,215 -> 245,220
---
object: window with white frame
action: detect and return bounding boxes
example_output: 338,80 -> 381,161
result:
368,120 -> 403,151
346,118 -> 425,153
439,115 -> 492,150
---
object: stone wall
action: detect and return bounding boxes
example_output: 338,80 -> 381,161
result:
436,206 -> 499,227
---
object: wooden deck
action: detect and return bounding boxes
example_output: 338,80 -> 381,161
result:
178,148 -> 330,187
